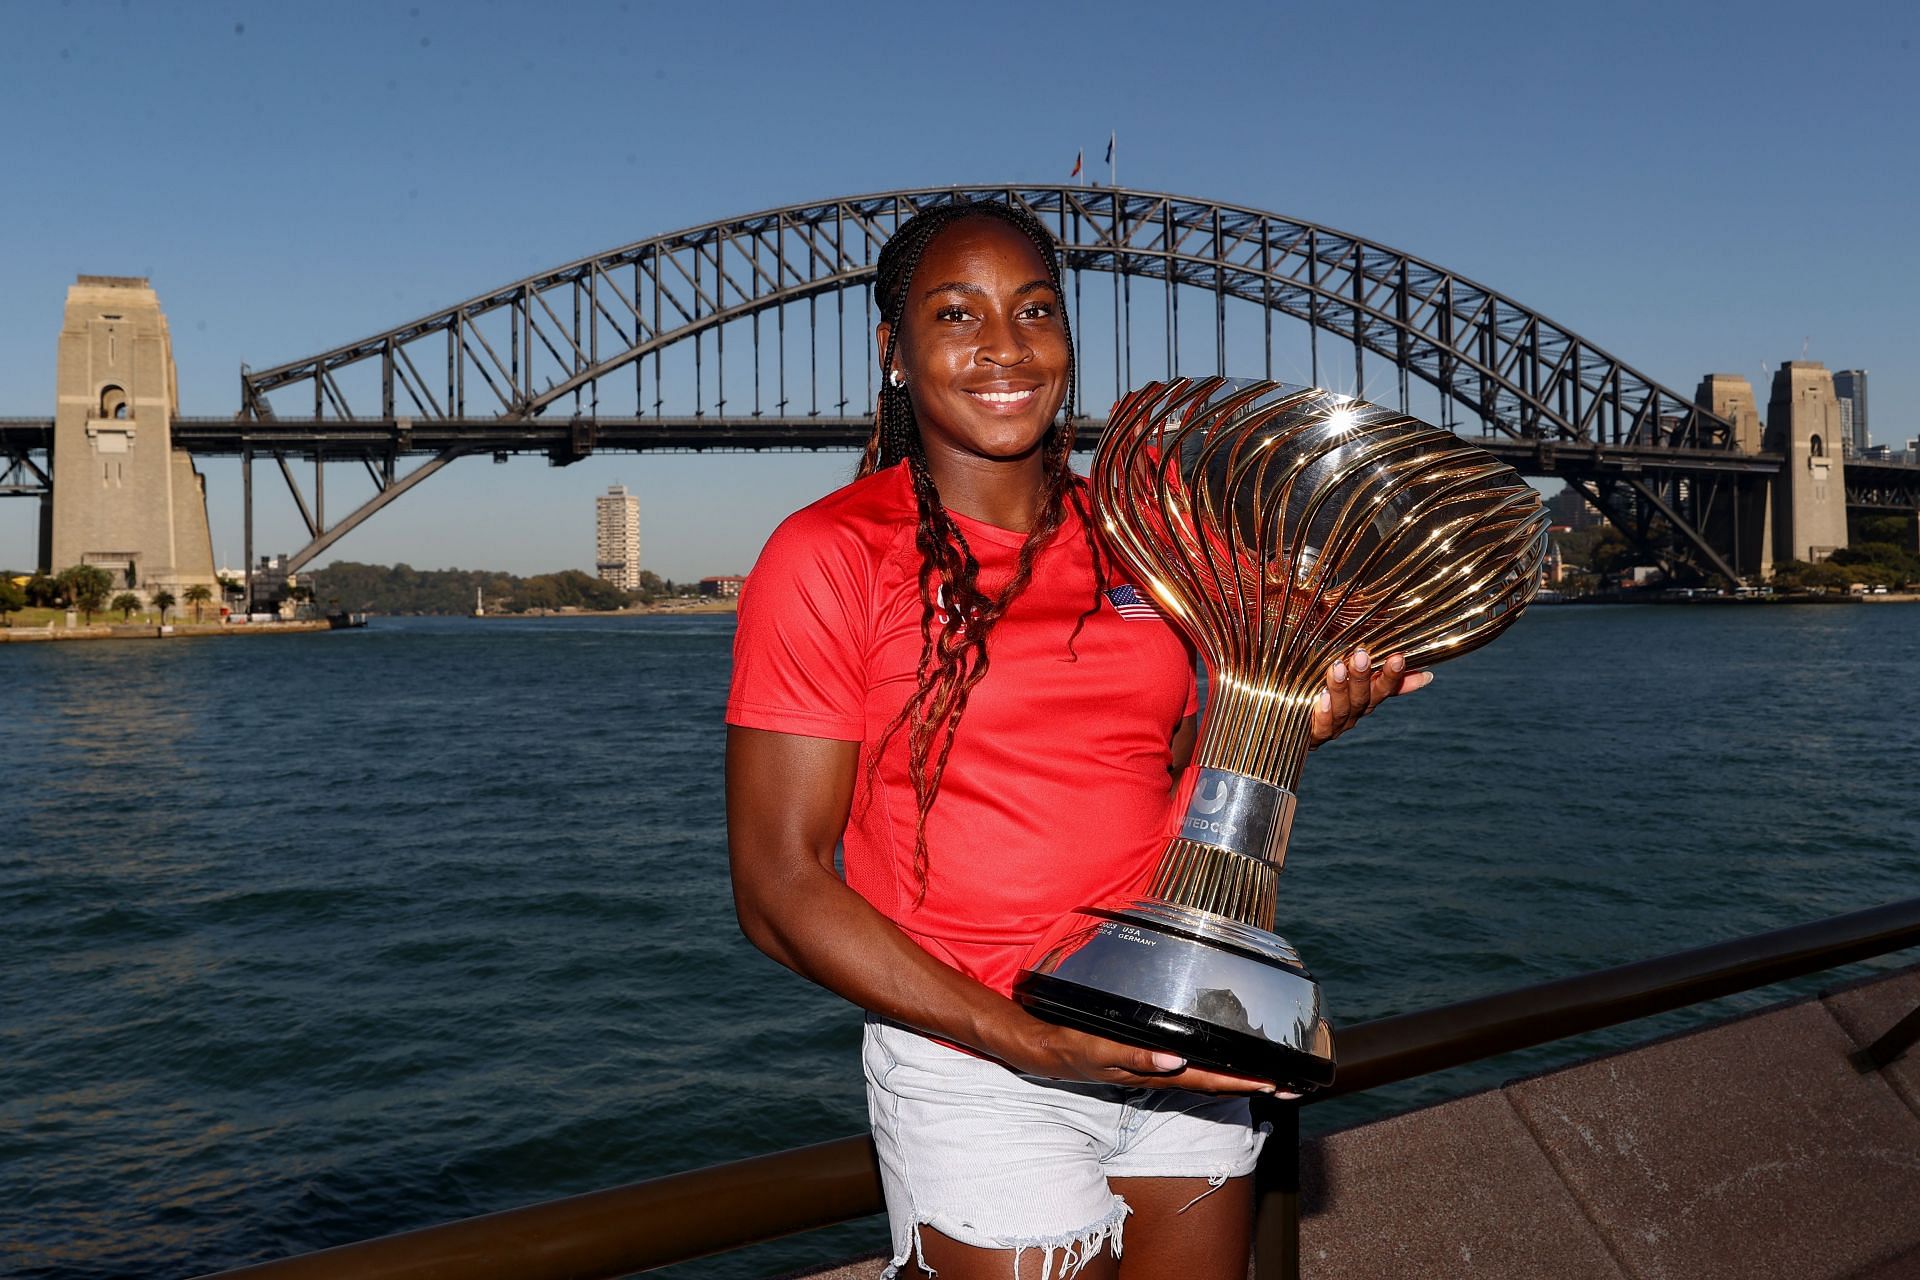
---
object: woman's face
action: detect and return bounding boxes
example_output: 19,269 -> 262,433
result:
880,217 -> 1070,467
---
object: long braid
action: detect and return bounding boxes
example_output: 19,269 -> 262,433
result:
859,200 -> 1106,902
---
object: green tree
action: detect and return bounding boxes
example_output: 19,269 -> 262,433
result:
111,591 -> 141,620
1770,559 -> 1853,593
1855,515 -> 1912,546
1829,542 -> 1920,586
24,573 -> 59,607
150,588 -> 177,622
185,582 -> 214,622
57,565 -> 113,622
0,577 -> 24,625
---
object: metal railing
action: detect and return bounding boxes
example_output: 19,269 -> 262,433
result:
201,897 -> 1920,1280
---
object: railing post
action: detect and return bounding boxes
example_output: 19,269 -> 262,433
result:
1252,1099 -> 1301,1280
1850,1002 -> 1920,1073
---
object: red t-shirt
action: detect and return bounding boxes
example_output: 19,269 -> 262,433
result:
726,463 -> 1198,997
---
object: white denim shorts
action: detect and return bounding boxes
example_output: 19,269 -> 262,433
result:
862,1015 -> 1267,1280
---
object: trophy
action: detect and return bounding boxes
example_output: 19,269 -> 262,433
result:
1015,377 -> 1549,1090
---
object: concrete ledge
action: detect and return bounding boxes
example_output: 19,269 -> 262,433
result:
1506,970 -> 1920,1280
768,1257 -> 885,1279
1298,1089 -> 1627,1278
1824,964 -> 1920,1121
1850,1245 -> 1920,1279
775,966 -> 1920,1280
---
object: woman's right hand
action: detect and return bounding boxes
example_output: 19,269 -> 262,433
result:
987,1008 -> 1300,1098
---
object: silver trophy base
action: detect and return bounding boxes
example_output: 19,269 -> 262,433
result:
1015,900 -> 1335,1091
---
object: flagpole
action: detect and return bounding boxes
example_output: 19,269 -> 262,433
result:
1108,131 -> 1117,188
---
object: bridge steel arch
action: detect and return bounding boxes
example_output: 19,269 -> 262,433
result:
238,185 -> 1746,580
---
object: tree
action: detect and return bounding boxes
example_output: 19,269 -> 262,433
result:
1856,515 -> 1912,547
24,573 -> 58,607
112,592 -> 142,620
151,588 -> 177,623
185,582 -> 214,622
1770,559 -> 1853,593
1584,529 -> 1638,575
0,577 -> 24,625
57,565 -> 113,623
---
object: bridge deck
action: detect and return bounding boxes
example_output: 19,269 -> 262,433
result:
0,413 -> 1814,471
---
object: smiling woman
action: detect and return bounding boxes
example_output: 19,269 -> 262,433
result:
874,217 -> 1072,482
722,200 -> 1419,1280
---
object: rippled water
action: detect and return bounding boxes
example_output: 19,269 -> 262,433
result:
4,606 -> 1918,1278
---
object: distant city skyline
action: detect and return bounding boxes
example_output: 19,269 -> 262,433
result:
3,0 -> 1914,580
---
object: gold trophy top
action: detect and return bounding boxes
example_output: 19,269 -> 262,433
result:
1094,377 -> 1550,796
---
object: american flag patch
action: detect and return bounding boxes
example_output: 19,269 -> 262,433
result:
1105,584 -> 1163,621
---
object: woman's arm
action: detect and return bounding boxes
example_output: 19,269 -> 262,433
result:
726,725 -> 1276,1093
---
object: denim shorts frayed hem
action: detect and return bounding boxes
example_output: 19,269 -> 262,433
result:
863,1016 -> 1266,1279
880,1193 -> 1130,1280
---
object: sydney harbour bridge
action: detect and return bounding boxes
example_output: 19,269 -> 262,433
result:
4,183 -> 1917,590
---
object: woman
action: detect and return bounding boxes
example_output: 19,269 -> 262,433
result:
726,200 -> 1424,1280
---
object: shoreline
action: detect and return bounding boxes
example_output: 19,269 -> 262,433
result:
1551,591 -> 1920,606
0,619 -> 333,643
473,600 -> 739,618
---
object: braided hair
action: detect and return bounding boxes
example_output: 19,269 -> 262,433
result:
859,199 -> 1106,902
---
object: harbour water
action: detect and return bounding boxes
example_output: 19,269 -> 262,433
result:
5,606 -> 1918,1279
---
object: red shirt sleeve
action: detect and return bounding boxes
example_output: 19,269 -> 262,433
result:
726,509 -> 871,742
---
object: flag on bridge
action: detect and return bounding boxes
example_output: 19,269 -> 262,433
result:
1070,150 -> 1083,182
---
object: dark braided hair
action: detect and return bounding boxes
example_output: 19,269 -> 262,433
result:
859,200 -> 1108,902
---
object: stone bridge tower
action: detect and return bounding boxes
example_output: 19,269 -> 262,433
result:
1695,373 -> 1772,580
48,276 -> 216,597
1764,362 -> 1850,566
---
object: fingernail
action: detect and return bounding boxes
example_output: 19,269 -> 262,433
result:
1332,662 -> 1347,682
1316,690 -> 1331,712
1353,649 -> 1369,672
1151,1052 -> 1186,1071
1259,1084 -> 1279,1094
1388,654 -> 1405,673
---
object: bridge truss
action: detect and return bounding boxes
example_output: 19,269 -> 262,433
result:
231,185 -> 1759,582
21,186 -> 1914,585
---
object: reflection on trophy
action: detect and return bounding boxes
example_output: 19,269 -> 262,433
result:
1016,377 -> 1550,1090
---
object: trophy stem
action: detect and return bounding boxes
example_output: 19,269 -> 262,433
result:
1191,684 -> 1315,794
1148,840 -> 1279,930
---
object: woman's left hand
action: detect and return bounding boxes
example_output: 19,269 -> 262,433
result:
1308,648 -> 1431,748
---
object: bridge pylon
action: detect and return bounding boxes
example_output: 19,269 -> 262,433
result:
1695,373 -> 1772,580
48,276 -> 216,596
1765,362 -> 1850,566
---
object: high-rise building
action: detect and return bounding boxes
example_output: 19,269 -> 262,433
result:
1833,369 -> 1869,455
1545,485 -> 1605,531
595,484 -> 642,592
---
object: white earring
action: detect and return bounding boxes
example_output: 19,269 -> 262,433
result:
888,369 -> 907,389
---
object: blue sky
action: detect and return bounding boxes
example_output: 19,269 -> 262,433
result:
2,0 -> 1914,578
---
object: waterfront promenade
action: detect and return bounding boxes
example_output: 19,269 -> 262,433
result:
0,619 -> 331,642
785,964 -> 1920,1280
